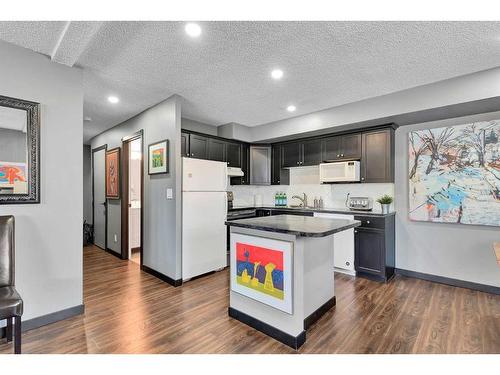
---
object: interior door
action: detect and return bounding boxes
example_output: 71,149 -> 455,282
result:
93,147 -> 106,249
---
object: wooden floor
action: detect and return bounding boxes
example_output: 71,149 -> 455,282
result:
1,245 -> 499,354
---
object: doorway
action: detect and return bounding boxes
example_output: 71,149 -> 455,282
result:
121,131 -> 144,265
92,145 -> 107,250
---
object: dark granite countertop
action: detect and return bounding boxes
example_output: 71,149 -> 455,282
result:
228,205 -> 395,217
225,214 -> 361,238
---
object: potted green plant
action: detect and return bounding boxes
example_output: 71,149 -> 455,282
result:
376,195 -> 393,214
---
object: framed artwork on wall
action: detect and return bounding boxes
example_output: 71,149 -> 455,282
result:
230,233 -> 293,314
408,119 -> 499,227
105,147 -> 121,199
148,139 -> 169,175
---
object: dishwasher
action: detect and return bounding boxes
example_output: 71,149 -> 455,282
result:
313,212 -> 355,275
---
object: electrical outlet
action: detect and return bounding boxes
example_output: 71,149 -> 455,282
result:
114,234 -> 118,242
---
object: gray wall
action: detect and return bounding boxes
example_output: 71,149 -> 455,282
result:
90,95 -> 183,280
83,145 -> 92,224
0,128 -> 26,162
0,40 -> 83,321
395,111 -> 500,288
181,117 -> 217,136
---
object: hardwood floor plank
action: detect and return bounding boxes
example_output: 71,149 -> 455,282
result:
1,245 -> 498,354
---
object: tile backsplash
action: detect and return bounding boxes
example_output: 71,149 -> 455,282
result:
230,166 -> 394,209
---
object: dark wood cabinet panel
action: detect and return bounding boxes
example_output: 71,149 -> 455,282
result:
281,142 -> 302,167
230,143 -> 249,185
226,142 -> 241,167
302,139 -> 322,166
341,133 -> 361,159
181,133 -> 189,157
271,144 -> 289,185
208,138 -> 226,162
355,228 -> 384,276
322,136 -> 342,161
361,129 -> 393,183
189,134 -> 208,159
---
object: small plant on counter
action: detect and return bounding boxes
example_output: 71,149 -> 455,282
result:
376,195 -> 393,205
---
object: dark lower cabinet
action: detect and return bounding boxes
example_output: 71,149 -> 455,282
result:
354,214 -> 395,282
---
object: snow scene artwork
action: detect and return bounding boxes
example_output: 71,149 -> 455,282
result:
408,120 -> 499,227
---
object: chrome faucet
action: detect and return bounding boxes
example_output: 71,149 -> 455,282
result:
291,193 -> 308,208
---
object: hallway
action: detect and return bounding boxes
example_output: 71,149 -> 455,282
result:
1,245 -> 499,354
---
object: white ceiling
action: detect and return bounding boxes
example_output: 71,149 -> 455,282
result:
1,21 -> 500,142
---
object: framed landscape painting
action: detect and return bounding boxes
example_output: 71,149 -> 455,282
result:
105,147 -> 120,199
148,140 -> 169,175
408,120 -> 499,226
230,233 -> 293,314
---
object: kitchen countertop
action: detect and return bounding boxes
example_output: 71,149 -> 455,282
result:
225,214 -> 361,237
228,205 -> 396,217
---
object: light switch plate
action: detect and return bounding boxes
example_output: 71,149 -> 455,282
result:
166,188 -> 173,199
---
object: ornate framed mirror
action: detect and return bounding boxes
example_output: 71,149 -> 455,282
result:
0,95 -> 40,204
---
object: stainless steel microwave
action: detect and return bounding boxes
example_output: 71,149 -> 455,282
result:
319,161 -> 360,183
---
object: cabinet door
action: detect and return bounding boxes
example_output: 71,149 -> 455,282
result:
250,146 -> 271,185
302,139 -> 322,166
226,142 -> 241,167
354,227 -> 384,276
361,129 -> 393,182
230,143 -> 249,185
181,133 -> 189,157
322,136 -> 342,161
189,134 -> 208,159
281,142 -> 302,167
208,138 -> 226,162
340,133 -> 361,159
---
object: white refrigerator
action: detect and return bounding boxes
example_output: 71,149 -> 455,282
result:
182,157 -> 228,280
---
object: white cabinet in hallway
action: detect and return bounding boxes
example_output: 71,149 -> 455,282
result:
313,212 -> 355,275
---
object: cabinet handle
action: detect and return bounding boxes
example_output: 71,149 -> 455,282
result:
337,154 -> 340,157
277,180 -> 280,183
361,177 -> 365,181
192,153 -> 195,156
341,154 -> 344,157
354,230 -> 358,233
366,220 -> 370,224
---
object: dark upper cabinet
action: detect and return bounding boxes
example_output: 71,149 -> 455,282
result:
181,132 -> 189,157
361,129 -> 394,183
230,143 -> 249,185
189,134 -> 209,159
281,142 -> 302,168
226,142 -> 241,167
354,228 -> 384,277
302,139 -> 322,166
341,133 -> 362,159
322,136 -> 342,161
322,133 -> 361,161
271,144 -> 289,185
208,138 -> 226,162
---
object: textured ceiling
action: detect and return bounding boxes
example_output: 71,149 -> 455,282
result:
1,21 -> 500,142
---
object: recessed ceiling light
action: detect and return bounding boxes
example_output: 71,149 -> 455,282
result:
287,105 -> 296,112
271,69 -> 284,80
108,96 -> 119,104
185,23 -> 202,38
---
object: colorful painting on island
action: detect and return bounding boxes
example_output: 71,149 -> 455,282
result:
408,120 -> 499,226
0,161 -> 27,194
236,242 -> 284,300
148,140 -> 169,175
231,234 -> 293,314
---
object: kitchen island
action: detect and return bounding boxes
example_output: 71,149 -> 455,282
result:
225,214 -> 361,349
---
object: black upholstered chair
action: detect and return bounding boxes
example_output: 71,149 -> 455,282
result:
0,216 -> 23,354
